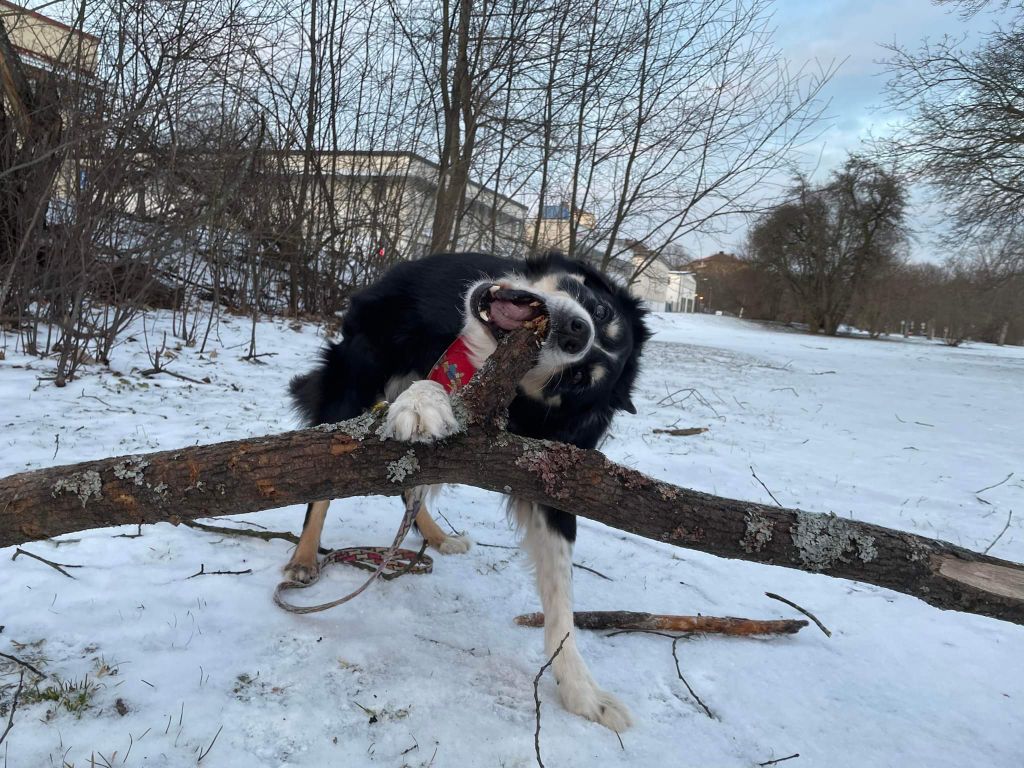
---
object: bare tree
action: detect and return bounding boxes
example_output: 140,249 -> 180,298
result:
554,0 -> 831,281
749,155 -> 908,336
882,4 -> 1024,237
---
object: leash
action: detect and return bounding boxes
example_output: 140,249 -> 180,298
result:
274,335 -> 477,615
273,493 -> 432,614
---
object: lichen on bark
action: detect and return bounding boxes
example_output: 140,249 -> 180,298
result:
386,450 -> 420,483
52,470 -> 103,507
113,457 -> 151,486
317,410 -> 379,440
741,508 -> 774,553
793,512 -> 878,570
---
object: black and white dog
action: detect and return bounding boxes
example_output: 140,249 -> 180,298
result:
288,251 -> 649,731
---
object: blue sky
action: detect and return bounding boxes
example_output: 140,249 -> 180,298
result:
686,0 -> 1005,262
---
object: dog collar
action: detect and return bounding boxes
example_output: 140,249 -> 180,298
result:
427,336 -> 477,393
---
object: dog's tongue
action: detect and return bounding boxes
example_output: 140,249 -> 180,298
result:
490,300 -> 534,331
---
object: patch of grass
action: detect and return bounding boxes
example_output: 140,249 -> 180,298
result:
232,671 -> 289,702
22,674 -> 99,719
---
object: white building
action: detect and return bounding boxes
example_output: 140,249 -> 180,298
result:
628,250 -> 671,311
265,150 -> 528,258
667,271 -> 697,313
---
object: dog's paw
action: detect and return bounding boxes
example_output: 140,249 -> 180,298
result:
282,559 -> 319,584
436,533 -> 473,555
559,681 -> 634,733
383,380 -> 460,443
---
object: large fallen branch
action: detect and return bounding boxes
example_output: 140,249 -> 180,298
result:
2,330 -> 1023,625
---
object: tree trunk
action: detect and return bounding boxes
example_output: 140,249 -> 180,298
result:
3,331 -> 1023,627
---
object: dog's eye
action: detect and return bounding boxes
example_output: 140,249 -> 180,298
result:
593,304 -> 610,322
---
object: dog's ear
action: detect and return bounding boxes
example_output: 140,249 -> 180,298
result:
613,392 -> 637,414
610,299 -> 650,415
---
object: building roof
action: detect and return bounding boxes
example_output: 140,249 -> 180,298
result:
685,251 -> 744,272
0,1 -> 100,75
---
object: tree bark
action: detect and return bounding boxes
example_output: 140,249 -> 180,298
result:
1,332 -> 1023,626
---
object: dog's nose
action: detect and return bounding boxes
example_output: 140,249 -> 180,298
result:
557,316 -> 591,355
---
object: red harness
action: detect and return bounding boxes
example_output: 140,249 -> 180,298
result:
426,336 -> 478,393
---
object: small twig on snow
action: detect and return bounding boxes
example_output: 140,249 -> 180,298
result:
138,367 -> 209,385
765,592 -> 832,638
183,520 -> 329,554
984,510 -> 1014,556
975,472 -> 1014,496
0,671 -> 24,746
652,427 -> 708,437
186,564 -> 253,579
79,392 -> 115,408
435,508 -> 460,536
0,651 -> 45,679
11,547 -> 81,578
671,636 -> 715,720
572,562 -> 613,581
534,632 -> 570,768
214,517 -> 269,530
758,753 -> 800,766
113,523 -> 144,539
197,724 -> 223,763
122,732 -> 134,763
750,466 -> 783,508
657,387 -> 720,416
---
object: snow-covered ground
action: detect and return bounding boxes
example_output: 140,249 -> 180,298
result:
1,311 -> 1022,767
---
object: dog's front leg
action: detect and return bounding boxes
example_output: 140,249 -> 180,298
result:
382,380 -> 461,443
283,499 -> 330,583
515,499 -> 634,732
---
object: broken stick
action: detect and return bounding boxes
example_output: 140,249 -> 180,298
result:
514,611 -> 808,636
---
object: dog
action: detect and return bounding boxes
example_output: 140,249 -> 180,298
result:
287,251 -> 649,731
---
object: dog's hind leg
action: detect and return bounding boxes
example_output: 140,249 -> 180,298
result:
283,499 -> 330,584
404,487 -> 472,554
513,498 -> 633,732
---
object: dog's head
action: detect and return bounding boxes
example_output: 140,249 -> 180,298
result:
462,252 -> 650,414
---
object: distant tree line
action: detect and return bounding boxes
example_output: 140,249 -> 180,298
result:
701,0 -> 1024,346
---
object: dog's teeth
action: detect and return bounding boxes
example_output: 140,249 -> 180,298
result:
529,301 -> 541,307
479,310 -> 490,321
489,285 -> 500,294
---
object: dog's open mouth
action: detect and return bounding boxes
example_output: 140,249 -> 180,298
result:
471,284 -> 548,337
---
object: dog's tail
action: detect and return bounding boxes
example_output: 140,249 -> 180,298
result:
288,367 -> 324,426
289,337 -> 382,426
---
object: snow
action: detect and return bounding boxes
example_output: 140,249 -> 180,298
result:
1,311 -> 1022,767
